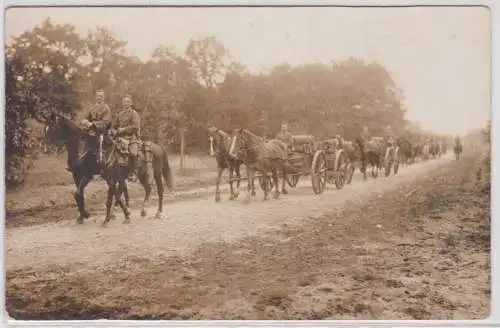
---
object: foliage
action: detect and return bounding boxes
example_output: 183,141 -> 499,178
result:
5,19 -> 449,187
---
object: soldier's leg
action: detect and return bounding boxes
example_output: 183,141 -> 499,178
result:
128,142 -> 139,179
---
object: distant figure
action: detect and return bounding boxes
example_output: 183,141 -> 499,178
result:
275,123 -> 294,149
334,134 -> 344,150
384,125 -> 395,145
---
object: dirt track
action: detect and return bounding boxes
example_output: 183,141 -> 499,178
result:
5,151 -> 490,320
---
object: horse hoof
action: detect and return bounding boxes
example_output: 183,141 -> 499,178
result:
123,219 -> 131,224
77,218 -> 84,225
141,209 -> 147,217
282,189 -> 288,195
228,195 -> 234,201
273,192 -> 280,199
109,213 -> 116,220
251,191 -> 256,197
215,193 -> 221,202
101,221 -> 109,227
154,212 -> 164,220
82,210 -> 91,219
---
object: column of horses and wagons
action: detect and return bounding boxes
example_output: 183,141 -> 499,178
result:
41,86 -> 464,226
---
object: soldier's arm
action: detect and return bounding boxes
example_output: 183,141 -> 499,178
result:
92,105 -> 112,131
118,111 -> 141,135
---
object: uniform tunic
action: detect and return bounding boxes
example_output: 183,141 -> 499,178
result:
275,131 -> 293,148
114,107 -> 141,156
83,102 -> 112,154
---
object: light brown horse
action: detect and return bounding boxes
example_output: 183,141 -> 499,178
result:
229,128 -> 289,203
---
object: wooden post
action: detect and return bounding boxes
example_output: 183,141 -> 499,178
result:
179,127 -> 186,173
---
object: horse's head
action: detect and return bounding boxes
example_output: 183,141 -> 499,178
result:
229,128 -> 250,160
42,111 -> 80,147
208,126 -> 227,157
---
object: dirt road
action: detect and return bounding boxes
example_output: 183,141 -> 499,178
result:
5,151 -> 490,320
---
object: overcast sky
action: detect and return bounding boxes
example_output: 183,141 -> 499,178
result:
5,6 -> 491,136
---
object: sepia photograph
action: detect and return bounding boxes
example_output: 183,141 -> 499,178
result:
4,5 -> 491,320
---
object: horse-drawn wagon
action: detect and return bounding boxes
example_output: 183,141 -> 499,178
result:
257,134 -> 315,191
259,135 -> 355,195
309,138 -> 354,194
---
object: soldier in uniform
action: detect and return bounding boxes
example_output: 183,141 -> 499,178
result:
112,94 -> 141,181
275,123 -> 294,149
77,89 -> 112,170
334,134 -> 344,150
384,125 -> 395,146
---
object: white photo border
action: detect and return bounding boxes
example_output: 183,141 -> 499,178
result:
0,0 -> 497,327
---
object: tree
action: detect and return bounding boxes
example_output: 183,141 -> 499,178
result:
185,36 -> 236,90
5,19 -> 85,186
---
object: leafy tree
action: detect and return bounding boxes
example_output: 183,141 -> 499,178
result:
5,18 -> 85,186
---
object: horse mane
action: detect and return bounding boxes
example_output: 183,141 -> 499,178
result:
241,128 -> 264,143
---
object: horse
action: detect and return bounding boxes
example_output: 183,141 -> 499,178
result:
429,140 -> 440,159
229,128 -> 288,203
354,137 -> 383,180
397,137 -> 414,165
454,139 -> 463,161
208,126 -> 248,202
421,142 -> 431,161
42,111 -> 173,225
332,139 -> 358,185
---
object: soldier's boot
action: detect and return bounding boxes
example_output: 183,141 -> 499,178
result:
128,154 -> 138,182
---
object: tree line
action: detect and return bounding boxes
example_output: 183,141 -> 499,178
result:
6,18 -> 446,187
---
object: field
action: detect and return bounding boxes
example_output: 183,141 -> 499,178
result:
5,149 -> 490,320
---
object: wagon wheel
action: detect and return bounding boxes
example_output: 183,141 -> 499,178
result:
287,174 -> 300,188
393,147 -> 400,175
334,149 -> 346,189
311,150 -> 327,194
384,147 -> 393,177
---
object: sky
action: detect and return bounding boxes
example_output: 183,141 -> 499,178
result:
5,6 -> 491,136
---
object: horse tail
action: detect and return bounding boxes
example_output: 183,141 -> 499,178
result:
162,148 -> 173,190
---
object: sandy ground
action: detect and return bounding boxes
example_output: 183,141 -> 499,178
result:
5,151 -> 490,320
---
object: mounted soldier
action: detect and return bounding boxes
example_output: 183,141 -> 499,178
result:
275,123 -> 294,149
76,89 -> 112,170
383,125 -> 396,145
111,94 -> 141,182
334,134 -> 344,150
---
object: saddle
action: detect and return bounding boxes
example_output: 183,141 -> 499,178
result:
116,137 -> 131,155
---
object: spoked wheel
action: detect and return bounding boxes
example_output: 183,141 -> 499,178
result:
334,150 -> 346,190
384,147 -> 393,177
286,174 -> 300,188
393,147 -> 400,175
311,150 -> 327,194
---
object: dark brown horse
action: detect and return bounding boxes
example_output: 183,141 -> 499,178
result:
229,128 -> 288,203
354,137 -> 384,180
454,138 -> 463,161
397,137 -> 415,165
43,112 -> 173,225
208,126 -> 249,202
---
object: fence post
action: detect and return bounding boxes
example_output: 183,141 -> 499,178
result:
178,127 -> 186,173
